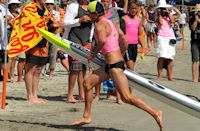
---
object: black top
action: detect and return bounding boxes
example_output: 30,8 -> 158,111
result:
189,14 -> 200,42
68,6 -> 92,45
36,6 -> 47,48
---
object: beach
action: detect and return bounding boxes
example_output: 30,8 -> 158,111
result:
0,27 -> 200,131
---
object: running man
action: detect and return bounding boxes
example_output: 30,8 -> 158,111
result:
72,1 -> 163,131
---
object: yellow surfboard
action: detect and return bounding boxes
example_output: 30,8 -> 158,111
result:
37,28 -> 71,50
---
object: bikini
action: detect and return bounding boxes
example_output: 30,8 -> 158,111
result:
100,18 -> 125,73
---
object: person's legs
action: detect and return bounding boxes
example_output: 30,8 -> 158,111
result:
17,58 -> 25,82
10,58 -> 16,80
67,71 -> 78,103
192,62 -> 197,82
157,58 -> 164,80
25,63 -> 35,103
32,65 -> 45,103
147,32 -> 151,49
153,33 -> 157,48
72,67 -> 109,125
126,60 -> 135,71
198,63 -> 200,82
109,68 -> 163,131
61,58 -> 69,71
94,83 -> 101,101
78,70 -> 85,101
167,59 -> 173,81
116,89 -> 124,104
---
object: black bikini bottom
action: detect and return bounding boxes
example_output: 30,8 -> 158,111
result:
105,61 -> 125,74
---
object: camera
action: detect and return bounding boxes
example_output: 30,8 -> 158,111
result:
160,8 -> 168,17
195,12 -> 200,17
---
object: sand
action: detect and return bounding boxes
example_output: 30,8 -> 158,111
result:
0,27 -> 200,131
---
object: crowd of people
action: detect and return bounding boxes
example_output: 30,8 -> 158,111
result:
0,0 -> 200,130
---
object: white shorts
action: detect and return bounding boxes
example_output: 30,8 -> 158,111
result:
157,36 -> 176,60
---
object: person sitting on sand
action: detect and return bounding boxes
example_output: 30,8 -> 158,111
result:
72,1 -> 163,131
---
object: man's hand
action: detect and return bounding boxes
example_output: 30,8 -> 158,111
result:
87,54 -> 94,71
79,15 -> 91,23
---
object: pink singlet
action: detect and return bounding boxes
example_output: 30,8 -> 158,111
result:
98,18 -> 119,55
125,15 -> 140,44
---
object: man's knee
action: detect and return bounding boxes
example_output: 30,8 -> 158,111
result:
121,93 -> 133,103
83,79 -> 94,91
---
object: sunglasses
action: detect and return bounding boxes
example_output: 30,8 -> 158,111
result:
46,3 -> 54,5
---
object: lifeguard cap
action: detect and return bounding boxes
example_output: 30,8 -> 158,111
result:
88,1 -> 105,16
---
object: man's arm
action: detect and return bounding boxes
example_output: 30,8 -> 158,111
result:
190,13 -> 200,31
63,2 -> 80,28
113,19 -> 128,55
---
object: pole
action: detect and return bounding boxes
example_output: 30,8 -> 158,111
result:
1,0 -> 9,109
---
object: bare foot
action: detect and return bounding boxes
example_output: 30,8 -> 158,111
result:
28,98 -> 46,105
71,117 -> 91,126
93,97 -> 100,102
67,98 -> 78,103
192,79 -> 198,83
116,99 -> 124,104
154,111 -> 163,131
107,95 -> 116,101
37,98 -> 46,104
17,79 -> 24,82
157,76 -> 162,80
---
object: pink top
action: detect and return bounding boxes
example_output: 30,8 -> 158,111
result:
97,18 -> 119,55
158,17 -> 175,38
125,15 -> 140,44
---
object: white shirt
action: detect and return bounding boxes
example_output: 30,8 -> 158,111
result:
62,1 -> 80,39
0,4 -> 12,17
0,11 -> 5,50
52,10 -> 60,36
179,13 -> 186,25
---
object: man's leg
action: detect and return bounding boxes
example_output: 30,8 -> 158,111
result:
25,63 -> 35,103
72,67 -> 109,125
67,71 -> 78,103
78,70 -> 85,101
109,69 -> 163,131
32,65 -> 44,104
17,58 -> 25,82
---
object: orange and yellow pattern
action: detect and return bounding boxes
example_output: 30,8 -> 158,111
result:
8,2 -> 51,57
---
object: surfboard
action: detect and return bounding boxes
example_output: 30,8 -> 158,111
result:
38,28 -> 200,119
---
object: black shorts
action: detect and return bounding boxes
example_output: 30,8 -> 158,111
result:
179,24 -> 185,29
57,51 -> 66,60
124,44 -> 138,62
0,50 -> 9,64
26,54 -> 48,66
191,41 -> 200,62
105,61 -> 125,74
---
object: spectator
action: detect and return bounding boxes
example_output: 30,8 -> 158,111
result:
63,0 -> 92,103
8,0 -> 60,104
45,0 -> 60,78
7,0 -> 23,82
156,0 -> 176,81
189,4 -> 200,82
122,0 -> 145,71
146,4 -> 157,48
